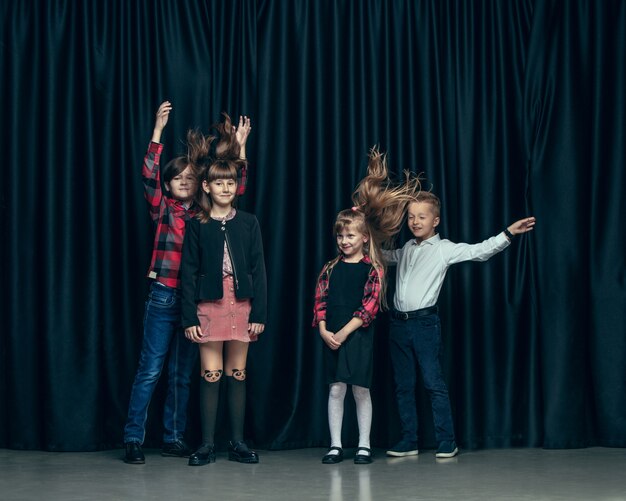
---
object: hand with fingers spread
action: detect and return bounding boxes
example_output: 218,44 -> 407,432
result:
235,115 -> 252,159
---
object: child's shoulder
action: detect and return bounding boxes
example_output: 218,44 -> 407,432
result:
233,209 -> 257,220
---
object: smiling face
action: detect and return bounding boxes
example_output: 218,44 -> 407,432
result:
336,223 -> 368,262
407,201 -> 440,243
203,178 -> 237,210
164,165 -> 198,203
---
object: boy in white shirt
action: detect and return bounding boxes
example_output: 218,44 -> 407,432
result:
383,192 -> 535,458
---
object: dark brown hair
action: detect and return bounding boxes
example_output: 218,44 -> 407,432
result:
184,113 -> 248,222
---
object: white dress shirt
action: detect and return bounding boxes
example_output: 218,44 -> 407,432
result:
383,232 -> 510,312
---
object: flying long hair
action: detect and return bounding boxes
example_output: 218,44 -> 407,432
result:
351,146 -> 422,249
185,113 -> 248,222
319,147 -> 422,310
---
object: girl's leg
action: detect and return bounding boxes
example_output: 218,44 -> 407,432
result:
197,342 -> 224,448
223,340 -> 250,443
223,340 -> 258,463
327,382 -> 347,453
189,341 -> 224,465
352,385 -> 372,459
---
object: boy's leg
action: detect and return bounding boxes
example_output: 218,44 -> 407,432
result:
387,319 -> 419,455
124,283 -> 179,446
162,320 -> 197,447
413,314 -> 456,446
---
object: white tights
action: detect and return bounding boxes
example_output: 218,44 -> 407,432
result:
327,382 -> 372,454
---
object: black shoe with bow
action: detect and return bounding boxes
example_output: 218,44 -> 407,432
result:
228,440 -> 259,464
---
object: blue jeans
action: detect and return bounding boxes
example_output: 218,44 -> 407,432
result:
124,282 -> 197,444
389,314 -> 455,444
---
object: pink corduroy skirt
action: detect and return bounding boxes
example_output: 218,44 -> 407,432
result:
196,275 -> 254,343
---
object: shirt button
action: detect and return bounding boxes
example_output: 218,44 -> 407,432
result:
230,287 -> 234,291
230,301 -> 234,305
232,325 -> 236,329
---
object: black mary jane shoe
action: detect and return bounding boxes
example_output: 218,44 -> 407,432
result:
322,446 -> 344,464
354,447 -> 373,464
188,444 -> 216,466
228,440 -> 259,464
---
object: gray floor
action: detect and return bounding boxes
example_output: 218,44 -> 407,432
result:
1,447 -> 625,501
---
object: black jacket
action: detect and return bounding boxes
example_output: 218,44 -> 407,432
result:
181,210 -> 267,328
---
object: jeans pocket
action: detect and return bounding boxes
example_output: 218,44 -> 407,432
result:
417,315 -> 440,329
148,288 -> 177,308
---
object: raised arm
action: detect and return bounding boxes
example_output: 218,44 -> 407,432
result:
234,116 -> 251,196
143,101 -> 173,218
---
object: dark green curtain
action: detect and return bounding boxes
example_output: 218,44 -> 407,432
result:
2,0 -> 624,452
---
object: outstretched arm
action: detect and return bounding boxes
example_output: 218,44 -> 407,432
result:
151,101 -> 172,143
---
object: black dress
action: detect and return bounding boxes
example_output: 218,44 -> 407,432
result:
324,260 -> 374,388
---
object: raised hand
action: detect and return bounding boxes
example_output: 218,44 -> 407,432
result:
152,101 -> 172,143
234,115 -> 252,148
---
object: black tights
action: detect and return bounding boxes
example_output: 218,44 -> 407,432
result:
199,373 -> 246,445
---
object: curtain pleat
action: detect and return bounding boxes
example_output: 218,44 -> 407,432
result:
1,0 -> 624,451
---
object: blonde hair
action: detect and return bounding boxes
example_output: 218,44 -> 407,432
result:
319,147 -> 422,310
413,191 -> 441,217
351,147 -> 422,249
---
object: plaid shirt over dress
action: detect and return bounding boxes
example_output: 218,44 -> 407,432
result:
312,255 -> 382,328
142,141 -> 248,288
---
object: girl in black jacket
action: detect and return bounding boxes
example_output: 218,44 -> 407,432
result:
181,118 -> 266,466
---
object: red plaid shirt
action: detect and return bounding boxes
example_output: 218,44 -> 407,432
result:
142,142 -> 247,288
312,255 -> 382,328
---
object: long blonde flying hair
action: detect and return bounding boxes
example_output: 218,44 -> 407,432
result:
319,147 -> 422,310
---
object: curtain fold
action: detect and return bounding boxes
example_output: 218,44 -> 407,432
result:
1,0 -> 624,451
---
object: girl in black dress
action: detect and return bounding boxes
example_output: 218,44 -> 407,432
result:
313,148 -> 421,464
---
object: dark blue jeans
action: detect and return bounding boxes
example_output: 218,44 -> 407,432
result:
389,313 -> 455,444
124,282 -> 197,444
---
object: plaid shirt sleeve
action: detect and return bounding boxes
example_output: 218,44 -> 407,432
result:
353,266 -> 382,328
236,164 -> 248,196
312,263 -> 330,327
142,142 -> 164,221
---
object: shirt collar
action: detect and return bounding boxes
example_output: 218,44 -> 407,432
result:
413,233 -> 441,246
